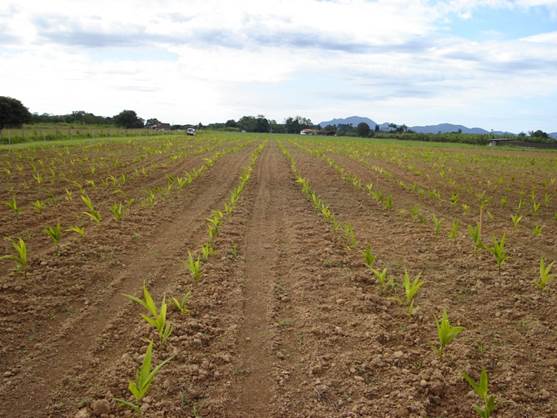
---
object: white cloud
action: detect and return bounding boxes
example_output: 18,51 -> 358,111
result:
0,0 -> 556,131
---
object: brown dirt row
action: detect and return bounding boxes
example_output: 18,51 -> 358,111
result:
0,144 -> 257,418
287,142 -> 557,417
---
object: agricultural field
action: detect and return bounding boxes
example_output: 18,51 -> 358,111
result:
1,132 -> 557,418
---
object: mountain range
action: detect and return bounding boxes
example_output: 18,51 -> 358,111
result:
318,116 -> 523,136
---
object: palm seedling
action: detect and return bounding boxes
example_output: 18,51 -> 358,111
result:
81,194 -> 101,223
124,284 -> 173,344
383,195 -> 393,210
536,257 -> 554,290
432,214 -> 442,235
44,223 -> 62,246
343,223 -> 357,248
371,267 -> 394,291
533,224 -> 542,237
146,190 -> 156,207
115,340 -> 173,413
200,242 -> 214,261
448,219 -> 459,240
176,176 -> 188,189
402,270 -> 424,315
467,223 -> 483,250
532,200 -> 541,214
463,369 -> 496,418
66,225 -> 86,237
511,214 -> 522,228
187,251 -> 202,283
435,310 -> 464,355
32,171 -> 43,184
110,202 -> 125,221
1,238 -> 28,273
33,200 -> 45,213
362,245 -> 376,270
487,235 -> 507,271
6,197 -> 20,215
144,299 -> 172,344
171,290 -> 192,315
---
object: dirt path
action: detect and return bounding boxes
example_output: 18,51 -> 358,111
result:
231,144 -> 277,415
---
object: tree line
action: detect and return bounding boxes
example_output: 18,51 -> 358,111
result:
1,96 -> 554,144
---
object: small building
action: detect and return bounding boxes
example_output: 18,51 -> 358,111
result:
488,138 -> 513,147
151,123 -> 171,131
300,128 -> 318,135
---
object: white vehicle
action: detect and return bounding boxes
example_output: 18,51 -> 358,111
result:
186,128 -> 196,136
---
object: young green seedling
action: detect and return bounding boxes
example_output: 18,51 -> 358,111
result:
124,284 -> 172,344
463,369 -> 497,418
66,225 -> 86,237
81,194 -> 101,223
383,195 -> 393,210
371,267 -> 394,292
402,270 -> 423,315
536,257 -> 554,290
467,223 -> 483,250
171,290 -> 192,315
487,235 -> 507,271
6,197 -> 20,215
200,242 -> 214,261
33,200 -> 45,213
532,200 -> 541,214
448,220 -> 460,240
1,238 -> 28,272
115,340 -> 173,413
432,214 -> 442,235
44,223 -> 62,246
187,251 -> 202,283
511,214 -> 522,228
533,224 -> 542,237
110,202 -> 125,221
124,283 -> 158,317
363,245 -> 376,270
436,310 -> 464,355
143,299 -> 173,344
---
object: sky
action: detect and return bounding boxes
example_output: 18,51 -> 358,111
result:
1,0 -> 556,132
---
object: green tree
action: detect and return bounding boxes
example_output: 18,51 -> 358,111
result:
254,115 -> 270,132
113,110 -> 144,129
357,122 -> 371,137
0,96 -> 31,136
530,130 -> 549,139
145,118 -> 161,128
285,116 -> 313,133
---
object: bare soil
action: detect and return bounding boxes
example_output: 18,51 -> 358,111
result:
1,136 -> 556,417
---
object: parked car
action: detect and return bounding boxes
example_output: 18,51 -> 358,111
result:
186,128 -> 196,136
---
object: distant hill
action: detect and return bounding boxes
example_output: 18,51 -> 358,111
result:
550,132 -> 557,139
409,123 -> 488,134
319,116 -> 377,128
318,116 -> 519,135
